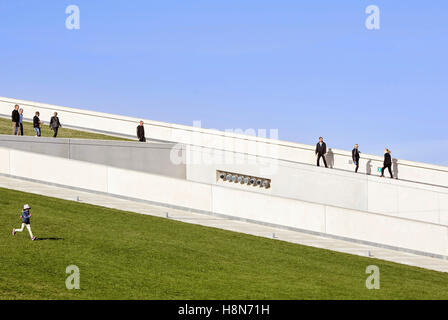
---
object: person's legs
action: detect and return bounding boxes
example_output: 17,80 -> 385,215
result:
316,154 -> 321,166
388,165 -> 393,178
355,161 -> 359,173
12,122 -> 17,135
53,127 -> 58,138
20,123 -> 23,136
25,224 -> 34,239
322,155 -> 328,168
14,223 -> 26,233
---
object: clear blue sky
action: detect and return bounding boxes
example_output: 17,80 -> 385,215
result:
0,1 -> 447,165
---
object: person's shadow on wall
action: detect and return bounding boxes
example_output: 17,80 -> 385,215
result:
366,160 -> 372,175
326,148 -> 335,168
392,158 -> 399,179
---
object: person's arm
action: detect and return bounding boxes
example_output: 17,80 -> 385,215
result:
315,143 -> 318,155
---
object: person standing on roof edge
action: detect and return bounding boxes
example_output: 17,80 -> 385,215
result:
315,137 -> 328,168
137,121 -> 146,142
352,144 -> 361,173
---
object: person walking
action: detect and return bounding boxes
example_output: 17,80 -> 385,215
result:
315,137 -> 328,168
137,121 -> 146,142
18,108 -> 24,136
11,105 -> 20,136
381,148 -> 394,178
49,112 -> 62,138
12,204 -> 37,241
33,111 -> 42,137
352,144 -> 361,173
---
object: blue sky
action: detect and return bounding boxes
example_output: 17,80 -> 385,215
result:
0,1 -> 447,165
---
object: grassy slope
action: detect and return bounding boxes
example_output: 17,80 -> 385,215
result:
0,187 -> 447,300
0,116 -> 130,141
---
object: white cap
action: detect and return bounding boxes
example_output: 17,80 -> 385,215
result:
23,204 -> 30,210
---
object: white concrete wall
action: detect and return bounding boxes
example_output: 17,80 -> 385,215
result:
0,135 -> 186,179
187,145 -> 448,225
1,96 -> 448,188
1,146 -> 448,258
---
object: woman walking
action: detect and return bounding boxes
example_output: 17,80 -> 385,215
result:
381,148 -> 394,178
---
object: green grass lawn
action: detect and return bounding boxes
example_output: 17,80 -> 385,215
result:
1,187 -> 448,300
0,116 -> 131,141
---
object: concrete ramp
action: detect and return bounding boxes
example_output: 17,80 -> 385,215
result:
0,135 -> 186,179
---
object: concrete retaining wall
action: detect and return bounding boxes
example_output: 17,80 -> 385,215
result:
1,146 -> 447,258
187,145 -> 448,226
0,135 -> 186,179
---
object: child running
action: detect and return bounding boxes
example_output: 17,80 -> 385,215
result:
12,204 -> 37,241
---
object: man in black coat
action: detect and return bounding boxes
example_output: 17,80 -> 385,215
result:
315,137 -> 328,168
137,121 -> 146,142
11,105 -> 20,136
352,144 -> 361,173
381,148 -> 394,178
49,112 -> 62,138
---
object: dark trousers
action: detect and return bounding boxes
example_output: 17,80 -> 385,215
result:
354,160 -> 359,173
52,127 -> 59,138
317,154 -> 328,168
381,165 -> 393,178
19,123 -> 23,136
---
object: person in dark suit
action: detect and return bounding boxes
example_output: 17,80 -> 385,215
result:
137,121 -> 146,142
352,144 -> 361,173
381,148 -> 393,178
315,137 -> 328,168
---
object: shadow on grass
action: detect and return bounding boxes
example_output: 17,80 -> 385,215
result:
35,237 -> 64,241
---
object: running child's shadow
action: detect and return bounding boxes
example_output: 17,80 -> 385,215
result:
35,237 -> 64,241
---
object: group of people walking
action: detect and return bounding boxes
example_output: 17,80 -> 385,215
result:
11,105 -> 62,138
11,105 -> 395,179
315,137 -> 394,178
